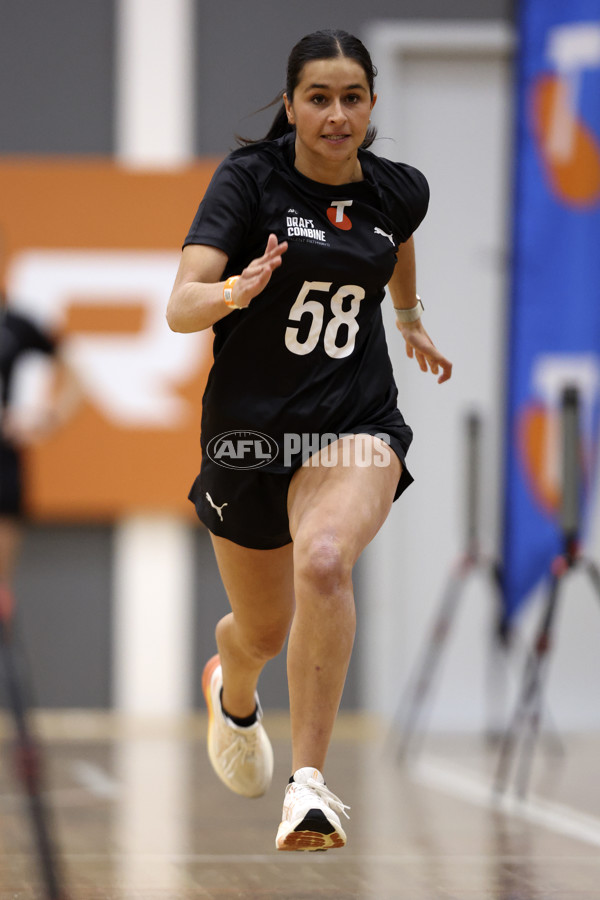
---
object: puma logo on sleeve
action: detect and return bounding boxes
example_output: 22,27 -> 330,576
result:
374,227 -> 395,245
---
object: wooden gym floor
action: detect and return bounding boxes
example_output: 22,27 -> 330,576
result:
1,712 -> 600,899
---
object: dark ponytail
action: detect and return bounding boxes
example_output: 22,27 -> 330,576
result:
238,29 -> 377,149
251,94 -> 294,143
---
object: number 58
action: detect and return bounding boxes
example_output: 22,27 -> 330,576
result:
284,281 -> 365,359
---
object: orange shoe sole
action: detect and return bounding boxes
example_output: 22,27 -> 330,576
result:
277,827 -> 346,851
202,654 -> 220,709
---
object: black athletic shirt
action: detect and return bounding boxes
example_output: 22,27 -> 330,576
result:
1,308 -> 58,516
184,132 -> 429,472
1,308 -> 57,414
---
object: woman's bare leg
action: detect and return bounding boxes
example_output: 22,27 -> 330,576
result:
286,436 -> 400,773
209,536 -> 295,717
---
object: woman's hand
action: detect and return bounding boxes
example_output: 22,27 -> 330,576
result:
396,319 -> 452,384
167,235 -> 288,332
1,355 -> 82,446
2,408 -> 58,446
387,238 -> 452,384
230,233 -> 288,308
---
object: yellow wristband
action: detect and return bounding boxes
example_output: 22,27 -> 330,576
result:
223,275 -> 242,309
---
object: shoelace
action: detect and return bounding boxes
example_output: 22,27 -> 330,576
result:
298,777 -> 351,820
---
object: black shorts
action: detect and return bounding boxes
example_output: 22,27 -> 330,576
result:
0,441 -> 24,518
189,429 -> 413,550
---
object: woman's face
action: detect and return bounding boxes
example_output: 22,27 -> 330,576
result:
284,57 -> 376,181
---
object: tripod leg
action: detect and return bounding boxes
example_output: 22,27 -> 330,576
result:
515,675 -> 548,799
0,591 -> 67,900
497,613 -> 565,758
485,561 -> 510,742
389,560 -> 471,760
582,558 -> 600,601
494,569 -> 561,796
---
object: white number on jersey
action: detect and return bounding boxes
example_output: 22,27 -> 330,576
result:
285,281 -> 365,359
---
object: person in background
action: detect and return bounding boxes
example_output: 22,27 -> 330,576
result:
0,283 -> 80,595
168,29 -> 452,851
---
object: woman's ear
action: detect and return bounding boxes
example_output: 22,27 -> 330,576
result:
283,92 -> 295,125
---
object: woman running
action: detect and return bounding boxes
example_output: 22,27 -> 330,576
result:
167,28 -> 452,851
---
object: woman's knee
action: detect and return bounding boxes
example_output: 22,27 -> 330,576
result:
249,625 -> 289,662
217,614 -> 289,663
294,532 -> 352,596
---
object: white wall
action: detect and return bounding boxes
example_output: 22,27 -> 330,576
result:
360,20 -> 600,733
361,21 -> 514,729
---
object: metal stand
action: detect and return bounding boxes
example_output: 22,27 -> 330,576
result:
0,583 -> 68,900
494,385 -> 600,798
389,413 -> 507,759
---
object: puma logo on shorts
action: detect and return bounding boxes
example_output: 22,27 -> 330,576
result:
205,492 -> 228,521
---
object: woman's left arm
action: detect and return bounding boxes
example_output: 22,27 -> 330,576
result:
387,237 -> 452,385
2,350 -> 82,445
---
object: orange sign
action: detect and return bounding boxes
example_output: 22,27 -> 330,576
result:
0,158 -> 220,520
531,73 -> 600,207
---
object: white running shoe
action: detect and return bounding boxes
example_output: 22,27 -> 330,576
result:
275,767 -> 350,851
202,654 -> 274,798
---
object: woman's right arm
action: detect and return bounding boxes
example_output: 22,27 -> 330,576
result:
166,235 -> 287,333
166,244 -> 231,333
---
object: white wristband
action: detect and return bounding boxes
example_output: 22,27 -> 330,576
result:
394,295 -> 424,323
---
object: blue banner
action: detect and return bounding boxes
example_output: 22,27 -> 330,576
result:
504,0 -> 600,620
